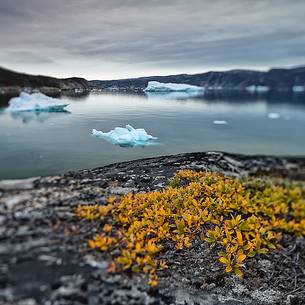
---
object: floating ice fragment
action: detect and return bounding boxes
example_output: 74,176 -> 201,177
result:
6,91 -> 69,112
292,85 -> 305,93
92,125 -> 157,147
246,85 -> 270,93
213,120 -> 228,125
268,113 -> 280,119
144,81 -> 204,92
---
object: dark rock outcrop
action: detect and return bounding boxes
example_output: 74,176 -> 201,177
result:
0,152 -> 305,305
0,67 -> 89,94
90,66 -> 305,92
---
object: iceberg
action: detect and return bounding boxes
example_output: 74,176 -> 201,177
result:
268,113 -> 280,119
144,81 -> 204,92
213,120 -> 228,125
246,85 -> 270,93
92,125 -> 157,147
292,85 -> 305,93
6,91 -> 69,112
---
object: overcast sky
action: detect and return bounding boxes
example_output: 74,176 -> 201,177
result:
1,0 -> 305,80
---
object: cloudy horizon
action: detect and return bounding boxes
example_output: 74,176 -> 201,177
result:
1,0 -> 305,80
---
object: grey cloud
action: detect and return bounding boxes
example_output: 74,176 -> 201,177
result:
0,0 -> 305,78
0,51 -> 54,64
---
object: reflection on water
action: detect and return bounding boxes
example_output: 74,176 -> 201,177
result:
202,90 -> 305,105
0,91 -> 304,179
145,91 -> 204,100
9,110 -> 70,124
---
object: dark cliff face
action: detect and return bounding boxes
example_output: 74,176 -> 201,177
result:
89,66 -> 305,92
0,67 -> 89,92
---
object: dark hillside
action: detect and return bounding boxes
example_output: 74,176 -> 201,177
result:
0,67 -> 89,94
90,66 -> 305,92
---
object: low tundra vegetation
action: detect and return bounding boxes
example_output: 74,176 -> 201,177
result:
76,170 -> 305,286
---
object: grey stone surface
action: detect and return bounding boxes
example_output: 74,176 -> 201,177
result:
0,152 -> 304,305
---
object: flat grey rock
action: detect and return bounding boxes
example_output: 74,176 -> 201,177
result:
0,152 -> 304,305
0,177 -> 38,190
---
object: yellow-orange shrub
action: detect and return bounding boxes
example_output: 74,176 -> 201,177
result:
76,170 -> 305,285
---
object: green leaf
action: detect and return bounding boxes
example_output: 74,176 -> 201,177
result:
234,267 -> 243,278
219,256 -> 230,266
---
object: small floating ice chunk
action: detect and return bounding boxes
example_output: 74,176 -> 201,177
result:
213,120 -> 228,125
6,91 -> 69,112
92,125 -> 157,147
144,81 -> 204,92
292,85 -> 305,93
246,85 -> 270,93
268,113 -> 280,119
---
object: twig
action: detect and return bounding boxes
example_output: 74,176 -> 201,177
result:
285,285 -> 305,296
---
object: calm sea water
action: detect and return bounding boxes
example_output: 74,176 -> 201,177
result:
0,91 -> 305,179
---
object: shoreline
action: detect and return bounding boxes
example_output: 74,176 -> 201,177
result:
0,151 -> 305,305
1,151 -> 305,184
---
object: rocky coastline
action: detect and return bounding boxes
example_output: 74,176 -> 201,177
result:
0,152 -> 305,305
1,66 -> 305,96
0,67 -> 89,96
89,66 -> 305,93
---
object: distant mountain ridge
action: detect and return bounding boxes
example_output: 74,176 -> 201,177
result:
1,66 -> 305,95
89,66 -> 305,92
0,67 -> 89,94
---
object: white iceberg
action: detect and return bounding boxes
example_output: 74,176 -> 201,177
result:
144,81 -> 204,92
292,85 -> 305,93
246,85 -> 270,93
6,91 -> 69,112
92,125 -> 157,147
268,113 -> 280,119
213,120 -> 228,125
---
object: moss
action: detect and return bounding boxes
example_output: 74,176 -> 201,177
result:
76,170 -> 305,286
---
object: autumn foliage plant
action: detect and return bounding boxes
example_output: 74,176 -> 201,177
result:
76,170 -> 305,286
